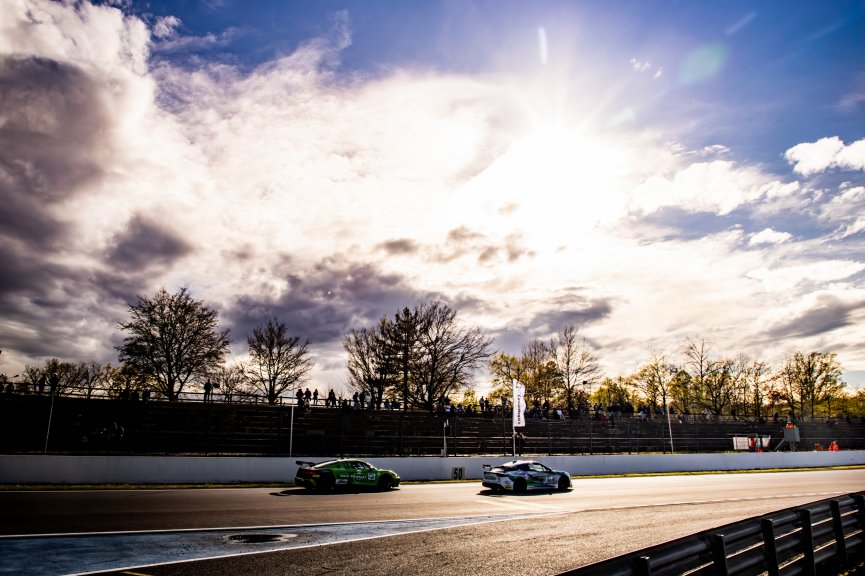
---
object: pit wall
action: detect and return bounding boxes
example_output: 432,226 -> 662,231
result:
1,451 -> 863,484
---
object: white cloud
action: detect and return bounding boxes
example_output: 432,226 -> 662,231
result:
630,160 -> 773,215
749,228 -> 792,246
785,137 -> 865,175
2,0 -> 865,388
152,15 -> 181,39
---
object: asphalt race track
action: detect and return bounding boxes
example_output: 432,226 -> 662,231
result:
1,468 -> 862,576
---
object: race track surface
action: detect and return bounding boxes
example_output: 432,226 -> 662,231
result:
1,468 -> 862,575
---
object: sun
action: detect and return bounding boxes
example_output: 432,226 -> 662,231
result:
462,119 -> 633,241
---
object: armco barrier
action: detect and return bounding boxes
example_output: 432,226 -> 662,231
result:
0,451 -> 863,484
557,492 -> 865,576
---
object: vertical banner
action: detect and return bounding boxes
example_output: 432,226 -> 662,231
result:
512,379 -> 525,428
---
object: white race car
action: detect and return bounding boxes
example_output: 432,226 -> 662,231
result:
482,459 -> 572,493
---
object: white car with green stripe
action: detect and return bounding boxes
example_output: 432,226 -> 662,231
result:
482,459 -> 572,493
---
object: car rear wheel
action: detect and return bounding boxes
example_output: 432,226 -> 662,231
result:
558,476 -> 570,491
378,475 -> 394,491
514,478 -> 527,494
317,473 -> 335,492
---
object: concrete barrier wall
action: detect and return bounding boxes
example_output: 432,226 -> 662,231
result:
1,451 -> 862,484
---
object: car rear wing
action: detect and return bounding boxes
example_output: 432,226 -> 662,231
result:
295,460 -> 316,468
482,464 -> 492,471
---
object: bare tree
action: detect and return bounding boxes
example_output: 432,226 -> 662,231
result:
117,287 -> 230,401
380,307 -> 426,411
344,325 -> 394,409
211,363 -> 247,403
632,349 -> 676,414
410,301 -> 494,411
778,352 -> 844,419
246,317 -> 313,405
549,324 -> 602,412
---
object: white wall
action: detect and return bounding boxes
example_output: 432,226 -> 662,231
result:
1,451 -> 862,484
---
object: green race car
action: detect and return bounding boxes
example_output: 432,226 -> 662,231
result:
294,458 -> 400,492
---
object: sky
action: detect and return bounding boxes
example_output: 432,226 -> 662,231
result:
1,0 -> 864,396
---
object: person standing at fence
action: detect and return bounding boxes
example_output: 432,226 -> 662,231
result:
313,388 -> 319,405
203,380 -> 212,403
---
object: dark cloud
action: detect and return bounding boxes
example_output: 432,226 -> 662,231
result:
433,226 -> 533,265
106,215 -> 193,271
0,56 -> 108,197
224,257 -> 427,350
377,238 -> 420,256
765,295 -> 864,339
0,56 -> 111,248
0,234 -> 127,362
485,289 -> 614,355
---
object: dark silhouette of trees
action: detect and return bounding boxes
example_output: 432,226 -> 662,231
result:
246,316 -> 313,404
410,301 -> 494,411
116,287 -> 230,401
550,324 -> 601,412
778,351 -> 844,419
344,300 -> 493,411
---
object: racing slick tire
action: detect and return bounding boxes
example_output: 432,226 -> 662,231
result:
558,476 -> 570,491
378,476 -> 394,491
317,472 -> 335,493
514,478 -> 527,494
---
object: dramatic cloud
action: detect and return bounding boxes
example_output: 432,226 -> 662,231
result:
1,0 -> 864,392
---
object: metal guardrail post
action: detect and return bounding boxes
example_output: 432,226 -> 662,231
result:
711,534 -> 729,576
856,494 -> 865,531
635,554 -> 651,576
761,518 -> 780,576
797,508 -> 816,576
830,499 -> 848,567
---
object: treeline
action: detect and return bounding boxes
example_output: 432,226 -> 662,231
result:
0,287 -> 862,418
484,330 -> 862,420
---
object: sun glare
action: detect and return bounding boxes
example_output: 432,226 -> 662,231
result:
464,118 -> 632,242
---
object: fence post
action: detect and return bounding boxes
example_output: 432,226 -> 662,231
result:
855,494 -> 865,531
798,508 -> 816,576
830,499 -> 848,567
761,518 -> 780,576
635,555 -> 651,576
711,534 -> 729,576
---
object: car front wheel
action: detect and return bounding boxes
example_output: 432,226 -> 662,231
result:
514,478 -> 527,494
378,476 -> 394,491
558,476 -> 570,491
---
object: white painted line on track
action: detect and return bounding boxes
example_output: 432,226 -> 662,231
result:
1,512 -> 564,576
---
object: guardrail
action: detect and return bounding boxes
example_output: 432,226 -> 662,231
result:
559,492 -> 865,576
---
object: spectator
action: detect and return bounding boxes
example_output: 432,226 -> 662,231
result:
828,440 -> 839,451
296,388 -> 304,408
327,389 -> 336,408
203,380 -> 212,403
304,388 -> 312,405
515,431 -> 525,456
312,388 -> 319,405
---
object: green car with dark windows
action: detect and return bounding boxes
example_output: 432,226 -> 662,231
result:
482,459 -> 572,493
294,458 -> 400,492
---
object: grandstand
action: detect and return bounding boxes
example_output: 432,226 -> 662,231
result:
2,394 -> 862,458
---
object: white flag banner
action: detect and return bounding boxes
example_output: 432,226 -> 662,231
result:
512,379 -> 526,428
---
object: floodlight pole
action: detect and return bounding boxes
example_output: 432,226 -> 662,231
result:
442,419 -> 449,457
666,365 -> 676,454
